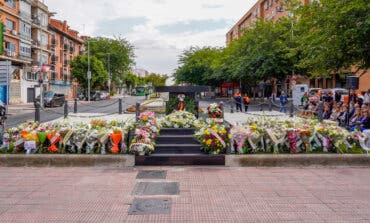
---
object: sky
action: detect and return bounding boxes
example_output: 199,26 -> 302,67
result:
44,0 -> 255,76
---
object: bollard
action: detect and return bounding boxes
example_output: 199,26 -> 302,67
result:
118,98 -> 123,114
64,100 -> 68,118
269,100 -> 272,111
34,101 -> 40,122
74,98 -> 78,113
289,102 -> 294,117
260,103 -> 263,111
230,99 -> 234,113
135,102 -> 140,120
195,101 -> 199,118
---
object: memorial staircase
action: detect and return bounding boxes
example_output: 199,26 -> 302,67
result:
135,128 -> 225,165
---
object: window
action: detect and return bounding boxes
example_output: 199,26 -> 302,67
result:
19,21 -> 31,38
5,0 -> 15,8
5,42 -> 16,53
40,33 -> 48,46
5,19 -> 15,31
264,2 -> 269,11
40,54 -> 48,65
19,43 -> 31,56
39,13 -> 48,27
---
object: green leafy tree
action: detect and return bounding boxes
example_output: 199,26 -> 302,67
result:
294,0 -> 370,76
86,37 -> 135,86
143,73 -> 168,87
71,55 -> 108,91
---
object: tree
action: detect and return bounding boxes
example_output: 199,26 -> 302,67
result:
86,37 -> 135,86
70,55 -> 108,91
174,47 -> 222,86
143,73 -> 168,87
294,0 -> 370,76
123,72 -> 140,91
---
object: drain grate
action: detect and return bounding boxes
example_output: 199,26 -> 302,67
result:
128,198 -> 171,215
133,182 -> 179,195
136,170 -> 167,179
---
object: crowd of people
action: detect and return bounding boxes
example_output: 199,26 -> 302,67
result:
301,89 -> 370,132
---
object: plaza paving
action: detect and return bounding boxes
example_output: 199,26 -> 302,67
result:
0,166 -> 369,222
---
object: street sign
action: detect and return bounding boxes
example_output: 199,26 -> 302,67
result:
87,71 -> 91,79
0,61 -> 11,86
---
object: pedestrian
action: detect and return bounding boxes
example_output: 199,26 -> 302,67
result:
301,92 -> 309,108
335,91 -> 341,104
364,89 -> 370,105
233,90 -> 242,112
279,91 -> 288,113
243,94 -> 250,112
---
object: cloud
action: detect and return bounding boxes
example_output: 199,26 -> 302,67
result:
94,17 -> 148,36
157,19 -> 231,34
44,0 -> 256,75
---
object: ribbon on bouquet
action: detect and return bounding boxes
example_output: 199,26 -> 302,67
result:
317,133 -> 329,152
208,128 -> 226,148
266,129 -> 286,154
357,135 -> 370,153
247,133 -> 263,152
99,133 -> 110,154
230,127 -> 249,154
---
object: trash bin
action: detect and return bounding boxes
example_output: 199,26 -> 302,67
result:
0,85 -> 8,104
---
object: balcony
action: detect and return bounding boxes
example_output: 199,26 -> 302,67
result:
5,50 -> 16,58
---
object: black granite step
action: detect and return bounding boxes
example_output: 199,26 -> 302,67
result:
160,128 -> 196,135
156,135 -> 198,144
135,154 -> 225,166
154,143 -> 202,154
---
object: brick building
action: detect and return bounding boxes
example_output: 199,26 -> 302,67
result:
48,19 -> 84,99
226,0 -> 369,92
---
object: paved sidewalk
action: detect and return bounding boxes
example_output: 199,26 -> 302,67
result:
0,167 -> 369,222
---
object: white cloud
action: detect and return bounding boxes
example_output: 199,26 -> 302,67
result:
44,0 -> 255,75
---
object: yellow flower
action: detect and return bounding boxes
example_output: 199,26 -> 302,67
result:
228,134 -> 232,139
217,149 -> 221,153
221,129 -> 227,134
142,115 -> 148,122
204,129 -> 210,134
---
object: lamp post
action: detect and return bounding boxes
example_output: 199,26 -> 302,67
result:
107,53 -> 111,95
87,40 -> 91,102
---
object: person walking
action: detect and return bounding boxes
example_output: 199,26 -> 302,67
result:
243,94 -> 250,112
233,90 -> 242,112
279,91 -> 288,113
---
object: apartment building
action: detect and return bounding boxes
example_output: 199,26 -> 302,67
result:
48,19 -> 84,99
226,0 -> 369,92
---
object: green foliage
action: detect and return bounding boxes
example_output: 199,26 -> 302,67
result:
70,55 -> 108,91
86,37 -> 135,86
143,73 -> 168,87
166,96 -> 195,114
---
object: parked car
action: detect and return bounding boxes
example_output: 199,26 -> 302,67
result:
36,91 -> 65,107
88,91 -> 102,101
77,92 -> 86,101
308,88 -> 321,97
100,91 -> 110,100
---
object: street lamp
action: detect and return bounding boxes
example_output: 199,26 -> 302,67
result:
87,40 -> 92,102
107,53 -> 111,95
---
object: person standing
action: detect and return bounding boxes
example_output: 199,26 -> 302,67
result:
279,91 -> 288,113
233,90 -> 242,112
335,91 -> 341,104
243,94 -> 250,112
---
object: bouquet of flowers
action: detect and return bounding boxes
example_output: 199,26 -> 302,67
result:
207,103 -> 223,118
129,128 -> 155,155
230,126 -> 252,154
72,123 -> 88,154
195,124 -> 230,154
160,111 -> 197,128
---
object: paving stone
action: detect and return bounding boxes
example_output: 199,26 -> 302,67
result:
136,170 -> 167,179
133,182 -> 179,195
128,198 -> 171,215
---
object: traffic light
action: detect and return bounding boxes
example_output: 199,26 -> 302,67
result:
0,23 -> 3,54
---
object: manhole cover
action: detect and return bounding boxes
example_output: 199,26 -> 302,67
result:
128,198 -> 171,215
133,182 -> 179,195
136,170 -> 167,179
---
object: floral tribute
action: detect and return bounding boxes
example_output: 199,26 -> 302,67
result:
0,118 -> 135,154
195,120 -> 230,154
229,116 -> 367,154
129,111 -> 159,155
207,103 -> 223,118
160,111 -> 198,128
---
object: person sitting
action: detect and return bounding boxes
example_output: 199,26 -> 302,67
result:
329,104 -> 341,122
349,108 -> 362,128
322,104 -> 332,119
338,104 -> 348,127
351,109 -> 370,131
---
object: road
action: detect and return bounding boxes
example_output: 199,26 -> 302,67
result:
6,96 -> 145,128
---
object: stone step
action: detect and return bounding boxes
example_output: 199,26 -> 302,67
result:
155,143 -> 202,154
156,135 -> 198,144
135,154 -> 225,166
160,128 -> 196,135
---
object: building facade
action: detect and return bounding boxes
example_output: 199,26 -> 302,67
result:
48,19 -> 84,99
226,0 -> 369,92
